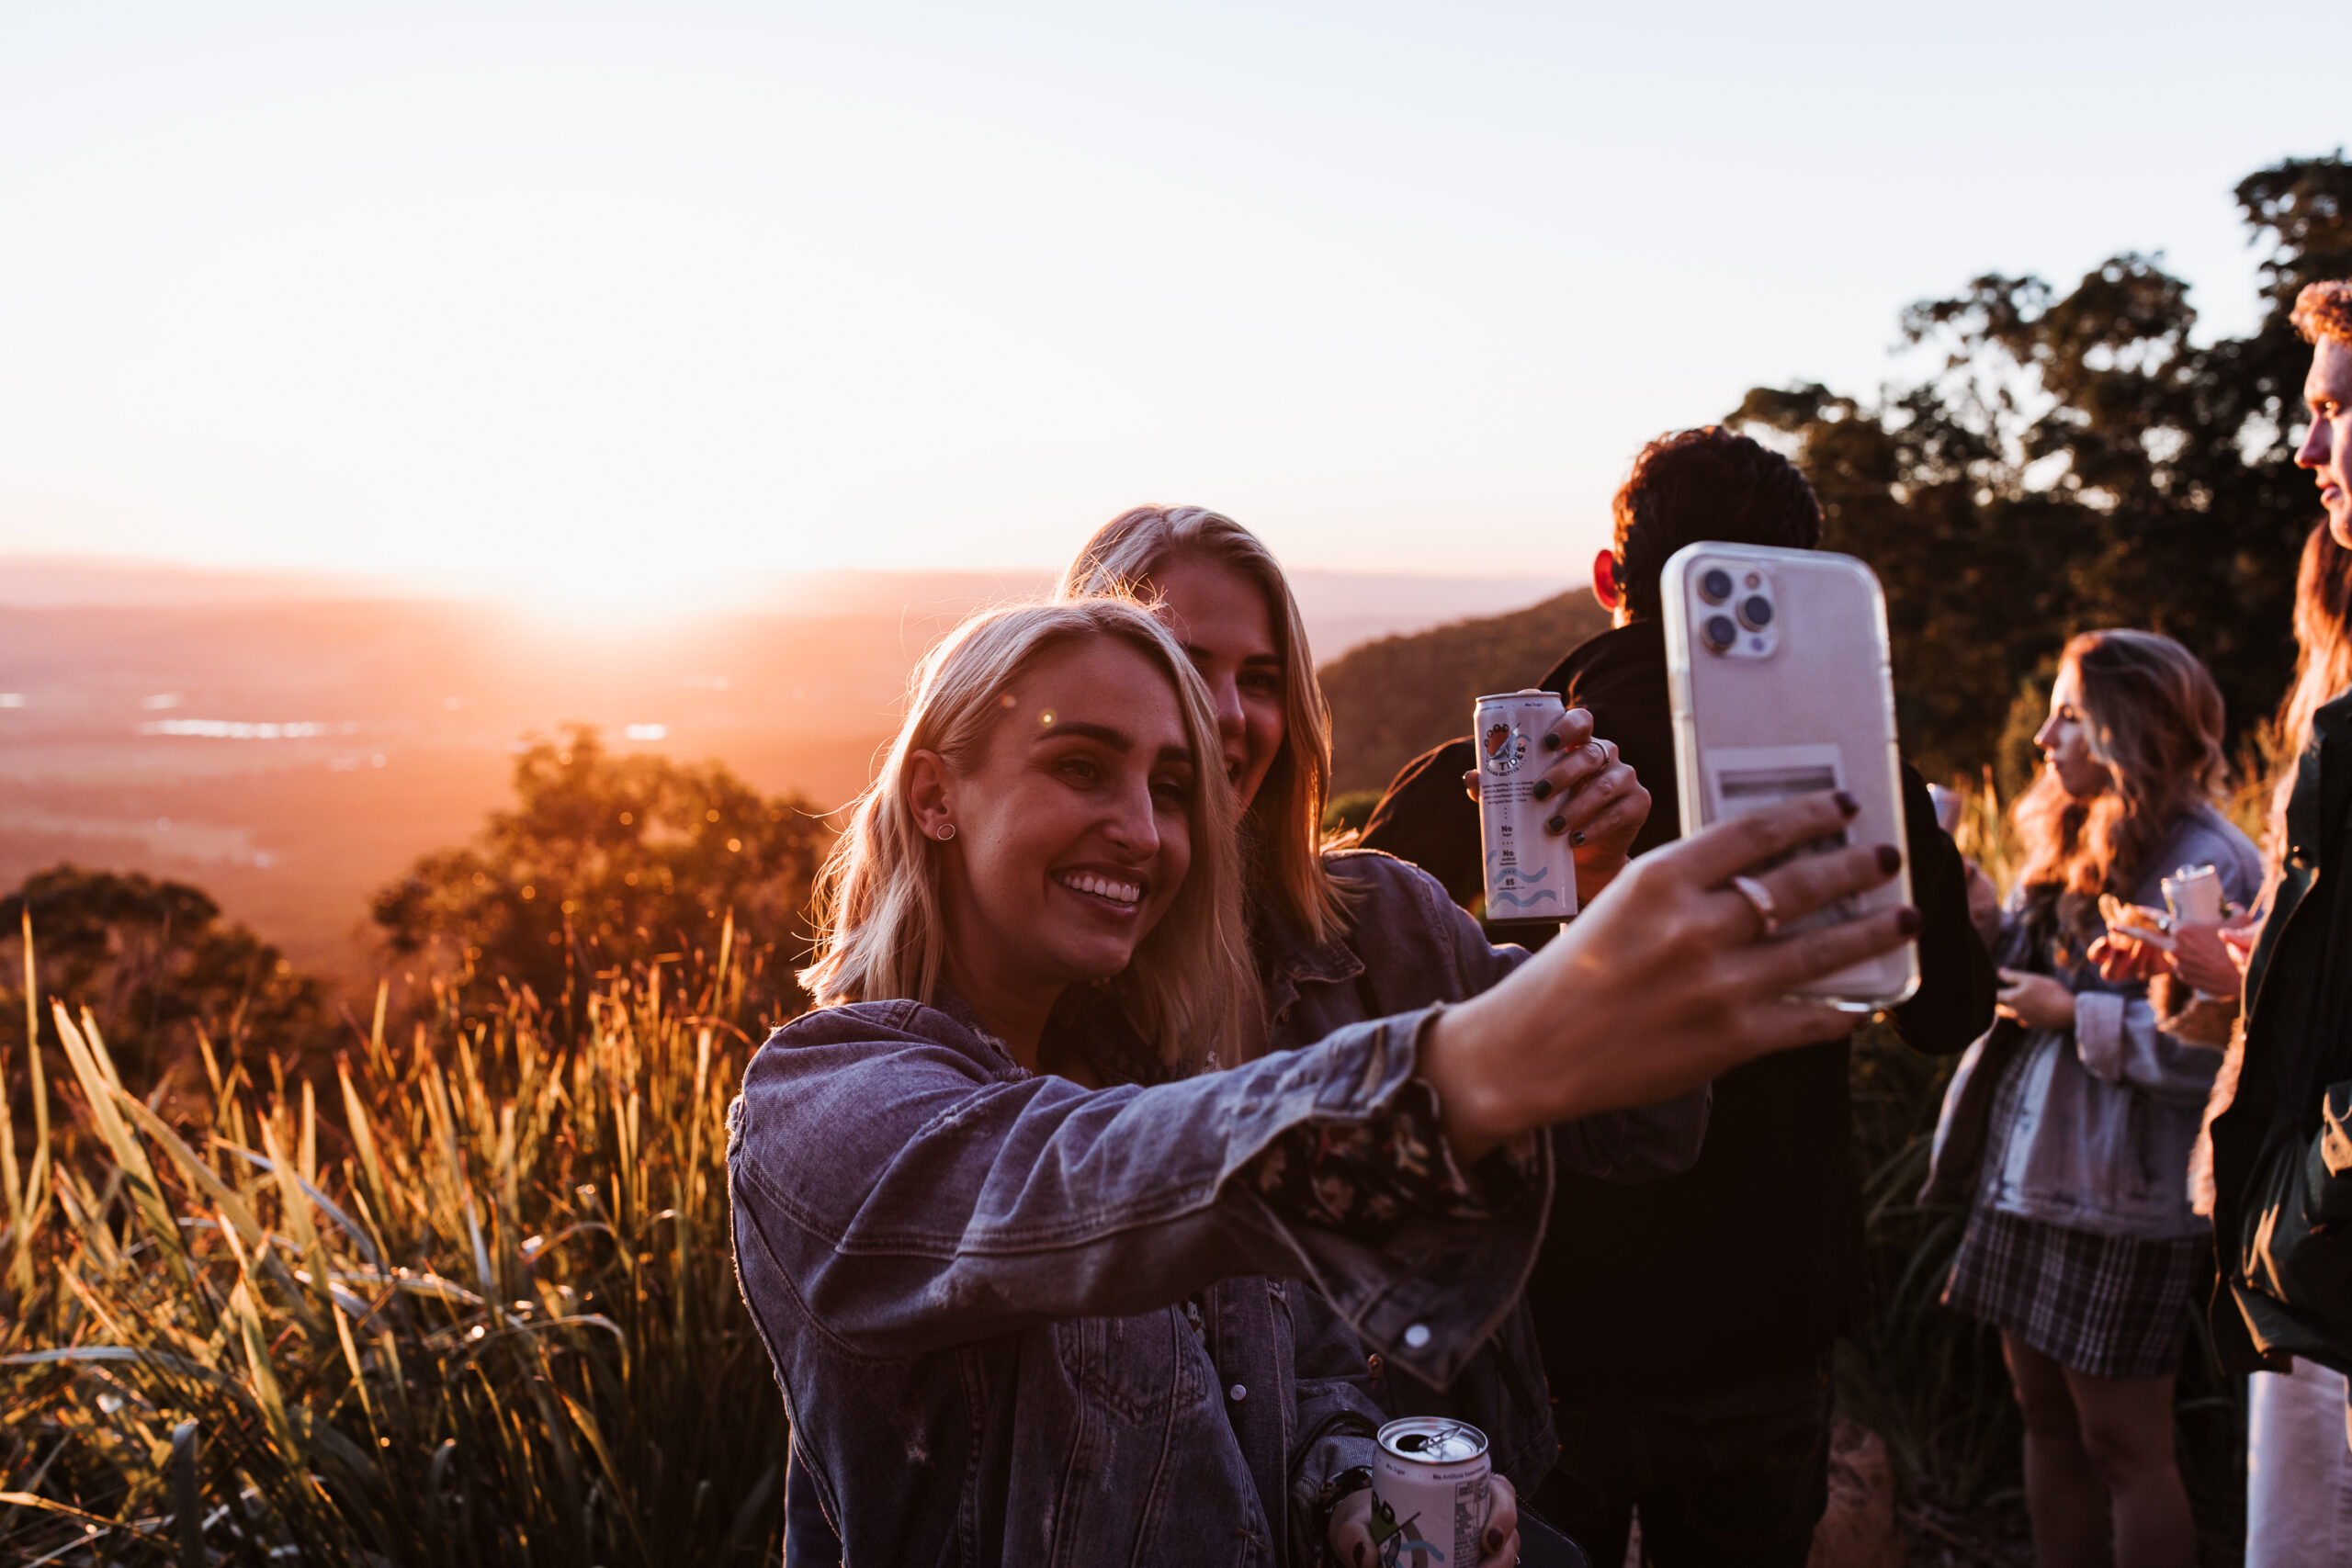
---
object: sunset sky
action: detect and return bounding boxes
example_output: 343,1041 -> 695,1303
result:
0,2 -> 2332,609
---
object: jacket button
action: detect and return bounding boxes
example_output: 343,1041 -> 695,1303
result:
1365,1353 -> 1384,1376
1228,1383 -> 1248,1402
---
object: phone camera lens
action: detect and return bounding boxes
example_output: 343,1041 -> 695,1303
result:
1702,614 -> 1737,650
1699,569 -> 1733,604
1737,594 -> 1774,630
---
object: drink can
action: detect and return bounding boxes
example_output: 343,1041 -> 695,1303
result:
1475,690 -> 1578,924
1371,1417 -> 1491,1568
2162,863 -> 2224,926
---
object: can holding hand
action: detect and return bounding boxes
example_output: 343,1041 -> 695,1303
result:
2161,863 -> 2224,927
1476,690 -> 1577,927
1370,1417 -> 1491,1568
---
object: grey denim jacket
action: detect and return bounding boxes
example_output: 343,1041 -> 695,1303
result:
1265,851 -> 1712,1493
729,995 -> 1548,1567
1924,805 -> 2262,1240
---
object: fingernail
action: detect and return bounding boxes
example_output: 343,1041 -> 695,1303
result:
1570,829 -> 1588,847
1545,814 -> 1566,834
1834,790 -> 1860,817
1543,729 -> 1565,751
1353,1546 -> 1366,1567
1897,906 -> 1923,935
1875,844 -> 1902,874
1531,778 -> 1553,801
1485,1528 -> 1503,1551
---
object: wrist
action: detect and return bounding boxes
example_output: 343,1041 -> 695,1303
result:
1418,999 -> 1523,1165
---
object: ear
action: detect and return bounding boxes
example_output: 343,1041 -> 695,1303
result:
1590,548 -> 1622,614
905,749 -> 956,840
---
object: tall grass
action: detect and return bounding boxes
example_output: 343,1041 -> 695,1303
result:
0,920 -> 786,1565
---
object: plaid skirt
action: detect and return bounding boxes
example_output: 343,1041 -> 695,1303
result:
1943,1205 -> 2203,1380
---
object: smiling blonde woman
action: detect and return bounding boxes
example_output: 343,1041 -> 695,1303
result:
729,593 -> 1914,1566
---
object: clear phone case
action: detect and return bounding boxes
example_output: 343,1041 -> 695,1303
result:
1661,542 -> 1919,1010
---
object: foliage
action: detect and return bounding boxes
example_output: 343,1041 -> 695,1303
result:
371,726 -> 828,1034
0,936 -> 786,1565
1,868 -> 337,1094
1734,152 -> 2352,789
1318,589 -> 1611,795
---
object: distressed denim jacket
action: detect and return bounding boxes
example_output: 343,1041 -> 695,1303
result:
1264,851 -> 1713,1493
729,992 -> 1551,1567
1924,805 -> 2261,1239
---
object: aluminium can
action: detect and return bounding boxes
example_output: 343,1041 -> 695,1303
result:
1475,689 -> 1578,924
2162,863 -> 2224,927
1371,1417 -> 1491,1568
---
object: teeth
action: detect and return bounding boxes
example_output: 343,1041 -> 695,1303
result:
1060,872 -> 1140,905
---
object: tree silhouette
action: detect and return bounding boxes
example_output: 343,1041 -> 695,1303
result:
1735,152 -> 2352,788
371,726 -> 829,1032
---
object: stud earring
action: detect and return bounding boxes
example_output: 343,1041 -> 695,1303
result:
936,824 -> 956,841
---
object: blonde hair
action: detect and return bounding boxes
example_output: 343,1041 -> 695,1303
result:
2258,523 -> 2352,868
799,597 -> 1260,1071
2013,628 -> 2227,959
1058,506 -> 1353,948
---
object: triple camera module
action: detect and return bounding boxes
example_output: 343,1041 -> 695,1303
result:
1692,562 -> 1778,660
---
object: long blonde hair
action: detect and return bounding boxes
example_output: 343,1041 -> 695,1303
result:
1058,506 -> 1353,948
799,597 -> 1259,1071
2264,524 -> 2352,866
2013,629 -> 2227,958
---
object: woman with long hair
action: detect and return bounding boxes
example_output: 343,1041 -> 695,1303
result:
729,594 -> 1912,1565
2099,525 -> 2352,1565
1926,630 -> 2261,1568
1057,506 -> 1658,1495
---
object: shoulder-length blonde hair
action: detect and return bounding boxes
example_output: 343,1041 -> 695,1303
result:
1058,505 -> 1353,948
798,596 -> 1260,1070
2014,628 -> 2227,958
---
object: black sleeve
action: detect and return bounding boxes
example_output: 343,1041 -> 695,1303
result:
1357,739 -> 1485,909
1887,761 -> 1998,1056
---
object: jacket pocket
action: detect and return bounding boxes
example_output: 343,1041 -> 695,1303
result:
1052,1308 -> 1208,1425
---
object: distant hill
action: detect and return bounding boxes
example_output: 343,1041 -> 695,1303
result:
1319,588 -> 1612,795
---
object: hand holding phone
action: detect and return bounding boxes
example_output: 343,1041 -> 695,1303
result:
1663,543 -> 1918,1010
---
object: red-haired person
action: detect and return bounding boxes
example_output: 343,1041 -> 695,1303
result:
2100,280 -> 2352,1560
1926,631 -> 2259,1568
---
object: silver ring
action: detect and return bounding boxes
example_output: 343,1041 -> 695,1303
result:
1729,874 -> 1780,938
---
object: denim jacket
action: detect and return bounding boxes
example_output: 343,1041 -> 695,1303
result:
729,993 -> 1551,1566
1924,804 -> 2261,1239
1265,850 -> 1712,1492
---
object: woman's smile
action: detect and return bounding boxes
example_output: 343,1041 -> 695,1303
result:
1052,865 -> 1148,913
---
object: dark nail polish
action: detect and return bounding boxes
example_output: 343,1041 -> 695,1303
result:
1485,1528 -> 1503,1552
1531,778 -> 1553,801
1545,814 -> 1566,834
1571,829 -> 1588,847
1897,906 -> 1923,935
1875,844 -> 1902,874
1543,729 -> 1565,751
1834,790 -> 1860,817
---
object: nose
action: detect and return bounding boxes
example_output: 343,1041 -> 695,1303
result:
2032,713 -> 2060,750
2299,418 -> 2329,471
1210,672 -> 1246,745
1100,773 -> 1162,860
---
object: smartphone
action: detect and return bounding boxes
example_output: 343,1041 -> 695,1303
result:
1662,542 -> 1918,1010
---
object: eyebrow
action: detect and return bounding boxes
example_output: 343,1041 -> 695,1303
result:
1035,720 -> 1194,769
1180,640 -> 1283,666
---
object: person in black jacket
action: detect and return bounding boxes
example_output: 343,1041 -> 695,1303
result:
1359,425 -> 1997,1567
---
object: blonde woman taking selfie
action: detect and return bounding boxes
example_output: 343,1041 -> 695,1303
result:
729,595 -> 1913,1566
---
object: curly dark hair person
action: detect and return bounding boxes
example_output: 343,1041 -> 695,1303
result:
1611,426 -> 1824,621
